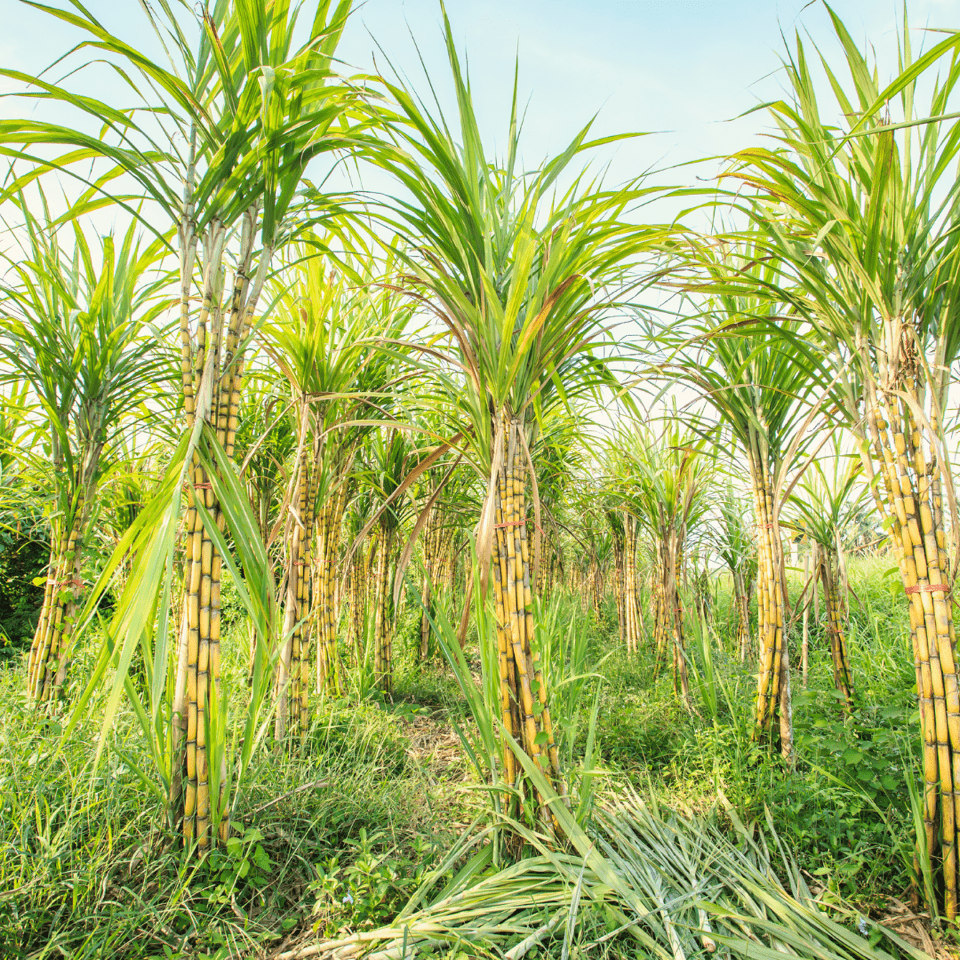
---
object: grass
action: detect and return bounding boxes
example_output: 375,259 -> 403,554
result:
0,643 -> 455,959
0,554 -> 930,958
592,554 -> 918,910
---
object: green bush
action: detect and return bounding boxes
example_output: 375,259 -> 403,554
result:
0,527 -> 46,652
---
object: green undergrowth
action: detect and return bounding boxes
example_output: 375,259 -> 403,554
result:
0,658 -> 455,960
586,555 -> 918,911
394,560 -> 918,913
0,555 -> 929,957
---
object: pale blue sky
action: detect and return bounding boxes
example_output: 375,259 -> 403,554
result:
3,1 -> 960,199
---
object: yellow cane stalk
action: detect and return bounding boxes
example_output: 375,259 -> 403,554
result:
733,567 -> 751,663
27,505 -> 84,702
615,542 -> 626,645
652,551 -> 666,666
669,539 -> 691,709
861,371 -> 960,918
623,514 -> 642,654
815,549 -> 855,712
373,527 -> 395,696
491,417 -> 562,829
590,561 -> 598,610
752,465 -> 793,764
316,480 -> 349,696
419,508 -> 448,660
275,451 -> 317,739
347,537 -> 372,661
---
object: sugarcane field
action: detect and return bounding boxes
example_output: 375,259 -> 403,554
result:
5,0 -> 960,957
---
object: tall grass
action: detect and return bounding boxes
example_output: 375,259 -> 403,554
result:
0,631 -> 449,959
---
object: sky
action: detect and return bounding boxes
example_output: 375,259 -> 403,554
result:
4,0 -> 960,200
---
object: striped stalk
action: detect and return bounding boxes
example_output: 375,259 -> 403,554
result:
347,534 -> 373,662
418,519 -> 435,659
609,517 -> 626,644
537,539 -> 557,602
577,562 -> 590,613
27,501 -> 84,702
419,508 -> 446,660
652,548 -> 667,666
171,207 -> 272,850
752,463 -> 794,764
177,460 -> 227,848
590,558 -> 602,615
27,438 -> 103,702
492,416 -> 562,829
693,565 -> 711,623
801,552 -> 810,688
814,545 -> 855,712
669,539 -> 690,708
448,535 -> 460,595
623,514 -> 642,653
346,555 -> 363,662
860,362 -> 959,918
316,479 -> 349,696
275,450 -> 317,739
733,567 -> 751,663
373,526 -> 395,696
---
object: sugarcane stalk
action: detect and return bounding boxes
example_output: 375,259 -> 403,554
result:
623,514 -> 641,653
373,526 -> 395,696
669,536 -> 691,710
419,507 -> 443,660
316,476 -> 348,696
171,198 -> 272,849
852,328 -> 960,918
817,546 -> 855,711
609,518 -> 625,644
752,453 -> 792,762
801,551 -> 810,689
490,415 -> 562,831
734,566 -> 751,663
27,507 -> 83,702
275,443 -> 318,739
493,510 -> 518,789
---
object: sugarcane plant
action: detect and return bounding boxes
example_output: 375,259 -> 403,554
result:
417,496 -> 449,660
343,485 -> 375,663
712,478 -> 757,662
603,505 -> 631,649
416,451 -> 473,661
669,241 -> 827,762
565,470 -> 610,617
7,0 -> 373,851
0,200 -> 167,704
0,384 -> 37,526
609,417 -> 713,706
233,368 -> 296,548
785,448 -> 871,713
530,409 -> 586,603
368,13 -> 672,830
0,386 -> 45,649
588,529 -> 612,617
604,439 -> 647,656
720,9 -> 960,916
263,243 -> 412,732
97,437 -> 167,598
360,424 -> 423,697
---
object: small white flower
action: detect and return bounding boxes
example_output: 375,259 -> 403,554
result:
857,916 -> 869,936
